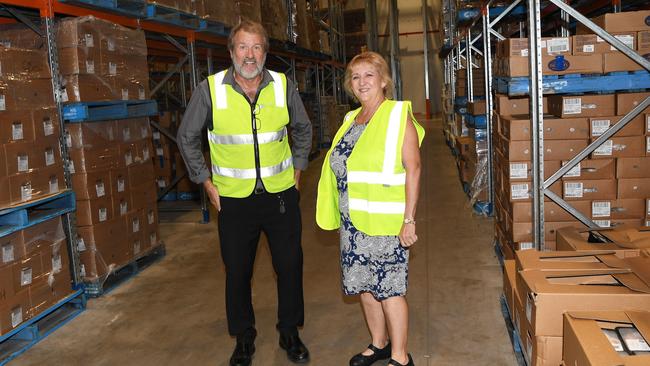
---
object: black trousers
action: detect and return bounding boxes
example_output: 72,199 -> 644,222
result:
217,186 -> 304,336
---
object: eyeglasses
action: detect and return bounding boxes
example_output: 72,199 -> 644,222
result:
253,104 -> 262,131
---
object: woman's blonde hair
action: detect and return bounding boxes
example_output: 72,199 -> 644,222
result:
343,51 -> 394,100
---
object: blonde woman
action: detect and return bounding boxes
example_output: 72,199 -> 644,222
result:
316,51 -> 424,366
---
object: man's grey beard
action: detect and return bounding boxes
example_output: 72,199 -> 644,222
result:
233,56 -> 266,79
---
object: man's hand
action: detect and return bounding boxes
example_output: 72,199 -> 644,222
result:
203,180 -> 221,211
294,170 -> 302,191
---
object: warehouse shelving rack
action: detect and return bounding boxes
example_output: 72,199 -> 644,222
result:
442,0 -> 650,250
0,0 -> 346,224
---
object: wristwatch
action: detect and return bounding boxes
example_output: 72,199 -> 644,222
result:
403,218 -> 416,225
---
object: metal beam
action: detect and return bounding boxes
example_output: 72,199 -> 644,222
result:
545,190 -> 598,228
422,0 -> 431,118
150,55 -> 189,97
482,5 -> 495,211
389,0 -> 402,99
490,0 -> 523,28
528,0 -> 545,248
163,34 -> 188,54
365,0 -> 378,52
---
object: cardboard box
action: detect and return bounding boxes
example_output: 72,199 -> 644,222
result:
467,100 -> 486,116
618,178 -> 650,199
112,192 -> 130,217
515,250 -> 639,271
0,111 -> 35,144
109,168 -> 129,197
640,30 -> 650,55
589,115 -> 645,137
62,74 -> 119,102
0,79 -> 56,111
561,158 -> 615,181
511,221 -> 584,244
511,200 -> 591,223
22,216 -> 64,255
496,95 -> 549,116
66,121 -> 116,150
33,108 -> 60,140
499,37 -> 572,57
556,226 -> 650,253
503,259 -> 518,318
496,54 -> 602,77
505,160 -> 561,181
591,136 -> 646,158
617,92 -> 650,115
617,157 -> 650,178
591,199 -> 647,220
130,182 -> 157,210
563,311 -> 650,366
502,139 -> 589,161
2,141 -> 38,175
57,46 -> 100,76
0,289 -> 30,335
75,197 -> 113,226
118,143 -> 136,168
68,146 -> 120,173
11,251 -> 44,293
500,115 -> 589,141
603,52 -> 645,73
572,32 -> 636,55
0,231 -> 25,266
563,179 -> 617,201
516,262 -> 650,338
8,171 -> 40,205
127,161 -> 154,188
520,320 -> 563,366
37,165 -> 65,197
506,180 -> 562,202
78,220 -> 131,280
72,171 -> 111,200
548,95 -> 616,118
577,10 -> 650,34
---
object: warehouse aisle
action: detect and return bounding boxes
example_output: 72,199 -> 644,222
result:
15,118 -> 515,366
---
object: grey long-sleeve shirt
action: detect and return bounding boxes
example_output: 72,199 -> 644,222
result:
176,67 -> 313,186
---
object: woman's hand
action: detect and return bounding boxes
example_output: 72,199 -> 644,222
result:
399,222 -> 418,247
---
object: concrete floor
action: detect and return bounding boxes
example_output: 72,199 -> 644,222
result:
14,118 -> 516,366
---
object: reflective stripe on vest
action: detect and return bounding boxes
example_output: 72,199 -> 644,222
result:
212,157 -> 292,179
268,70 -> 285,107
213,71 -> 228,109
347,101 -> 405,188
349,198 -> 405,214
208,127 -> 287,145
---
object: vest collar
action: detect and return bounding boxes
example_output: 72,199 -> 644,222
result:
221,67 -> 274,97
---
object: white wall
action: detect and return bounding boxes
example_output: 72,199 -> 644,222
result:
345,0 -> 443,115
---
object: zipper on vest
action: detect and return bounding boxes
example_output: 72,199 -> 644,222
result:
250,90 -> 263,190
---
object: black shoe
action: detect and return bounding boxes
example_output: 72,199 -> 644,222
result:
279,332 -> 310,363
388,354 -> 414,366
349,343 -> 391,366
230,329 -> 256,366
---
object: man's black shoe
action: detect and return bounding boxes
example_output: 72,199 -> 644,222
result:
230,329 -> 256,366
279,332 -> 310,363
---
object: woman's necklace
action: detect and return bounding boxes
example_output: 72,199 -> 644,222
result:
355,99 -> 385,125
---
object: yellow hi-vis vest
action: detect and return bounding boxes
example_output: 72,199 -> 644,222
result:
316,100 -> 425,236
207,69 -> 294,198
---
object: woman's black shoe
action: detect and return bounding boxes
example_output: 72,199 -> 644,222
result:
388,353 -> 414,366
349,343 -> 391,366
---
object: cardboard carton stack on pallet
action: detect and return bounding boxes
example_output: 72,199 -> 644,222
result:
493,10 -> 650,258
261,0 -> 289,42
67,118 -> 160,281
502,227 -> 650,366
57,16 -> 150,103
0,217 -> 75,335
0,29 -> 64,207
56,18 -> 161,282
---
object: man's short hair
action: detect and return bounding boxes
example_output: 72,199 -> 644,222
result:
228,19 -> 269,52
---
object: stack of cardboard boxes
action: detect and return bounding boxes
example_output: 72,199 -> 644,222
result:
194,1 -> 263,29
57,16 -> 150,103
0,44 -> 64,207
493,11 -> 650,257
151,110 -> 198,197
502,227 -> 650,366
67,118 -> 160,281
261,0 -> 288,42
0,217 -> 75,336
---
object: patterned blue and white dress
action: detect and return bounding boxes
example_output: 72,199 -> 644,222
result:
329,123 -> 409,301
